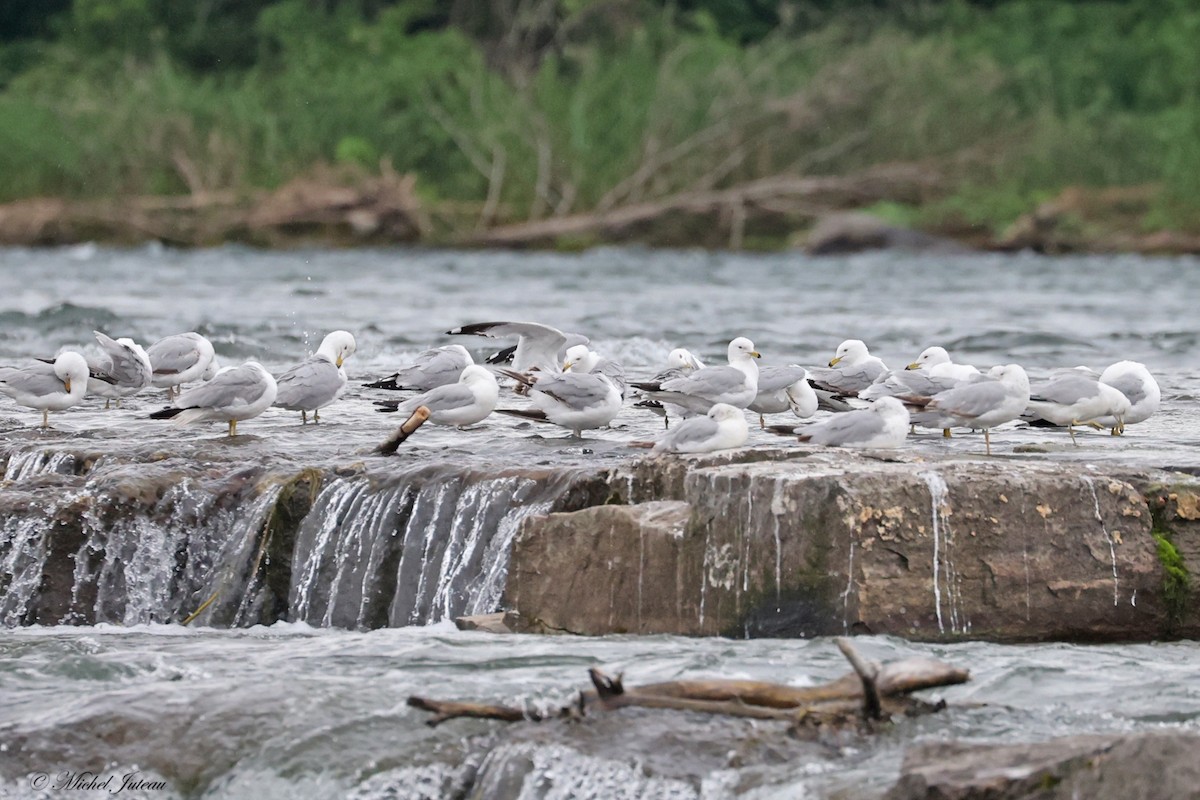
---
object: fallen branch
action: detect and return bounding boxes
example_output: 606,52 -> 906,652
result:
377,406 -> 431,455
407,641 -> 968,729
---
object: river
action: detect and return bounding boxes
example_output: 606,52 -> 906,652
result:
0,245 -> 1198,797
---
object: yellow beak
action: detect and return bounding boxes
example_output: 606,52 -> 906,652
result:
905,362 -> 921,370
64,377 -> 71,393
750,351 -> 761,359
828,356 -> 843,367
336,356 -> 344,367
562,361 -> 572,372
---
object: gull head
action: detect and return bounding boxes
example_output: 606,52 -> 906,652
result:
728,337 -> 761,362
829,339 -> 868,367
319,330 -> 357,368
54,351 -> 90,394
907,346 -> 950,371
459,365 -> 496,386
708,403 -> 744,423
562,344 -> 597,373
667,348 -> 704,371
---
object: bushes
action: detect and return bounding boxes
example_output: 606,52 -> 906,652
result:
0,0 -> 1197,236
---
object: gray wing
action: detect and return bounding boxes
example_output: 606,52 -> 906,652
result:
147,336 -> 200,376
807,409 -> 885,446
929,380 -> 1009,419
809,362 -> 884,395
660,366 -> 747,398
756,366 -> 808,393
177,365 -> 266,409
650,366 -> 687,383
532,373 -> 612,408
448,321 -> 583,373
398,383 -> 479,415
0,362 -> 64,396
94,332 -> 149,386
274,357 -> 342,408
860,369 -> 959,400
659,415 -> 720,451
1030,374 -> 1100,405
396,347 -> 469,389
1102,372 -> 1147,406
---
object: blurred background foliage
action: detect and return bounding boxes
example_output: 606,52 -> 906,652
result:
1,0 -> 1198,235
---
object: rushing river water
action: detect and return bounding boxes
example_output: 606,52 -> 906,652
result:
1,245 -> 1199,798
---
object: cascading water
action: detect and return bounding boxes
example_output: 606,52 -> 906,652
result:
0,443 -> 588,630
288,468 -> 572,629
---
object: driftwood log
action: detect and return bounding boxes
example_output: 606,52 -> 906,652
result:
408,638 -> 968,731
376,406 -> 431,455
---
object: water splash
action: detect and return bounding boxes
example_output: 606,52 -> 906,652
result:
3,449 -> 77,482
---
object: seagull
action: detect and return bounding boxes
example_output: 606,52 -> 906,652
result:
906,364 -> 1031,455
364,344 -> 472,392
807,339 -> 888,396
147,332 -> 217,398
85,331 -> 152,408
273,330 -> 356,424
446,321 -> 588,373
1091,361 -> 1161,434
0,351 -> 92,427
634,337 -> 761,415
748,365 -> 817,428
790,396 -> 910,449
497,364 -> 623,437
645,403 -> 749,454
905,346 -> 980,383
1025,371 -> 1131,444
374,364 -> 499,428
150,361 -> 278,437
634,348 -> 706,428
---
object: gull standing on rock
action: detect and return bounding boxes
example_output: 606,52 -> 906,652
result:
634,337 -> 761,416
374,364 -> 499,428
640,403 -> 749,454
497,362 -> 623,438
147,332 -> 217,398
1091,361 -> 1160,434
85,331 -> 152,408
807,339 -> 888,397
748,365 -> 817,428
273,330 -> 357,424
906,364 -> 1031,455
789,396 -> 910,449
150,361 -> 278,437
364,344 -> 473,392
634,347 -> 706,428
1024,371 -> 1131,444
0,351 -> 92,428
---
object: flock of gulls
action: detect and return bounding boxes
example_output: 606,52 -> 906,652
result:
0,321 -> 1162,456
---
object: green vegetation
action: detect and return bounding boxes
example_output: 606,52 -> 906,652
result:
2,0 -> 1199,243
1152,531 -> 1191,633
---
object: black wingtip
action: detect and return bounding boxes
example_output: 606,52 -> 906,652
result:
485,345 -> 517,365
149,407 -> 184,420
364,376 -> 402,390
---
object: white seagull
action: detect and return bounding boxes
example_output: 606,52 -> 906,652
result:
635,337 -> 761,415
374,364 -> 499,428
273,330 -> 357,423
365,344 -> 473,392
151,361 -> 278,437
0,351 -> 92,427
85,331 -> 152,408
649,403 -> 749,454
147,332 -> 217,398
793,396 -> 910,449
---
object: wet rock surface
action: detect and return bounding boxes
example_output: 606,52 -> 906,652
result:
885,732 -> 1200,800
1,433 -> 1196,641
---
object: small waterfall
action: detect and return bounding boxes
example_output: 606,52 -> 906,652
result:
1,441 -> 587,629
287,467 -> 574,629
3,449 -> 77,482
